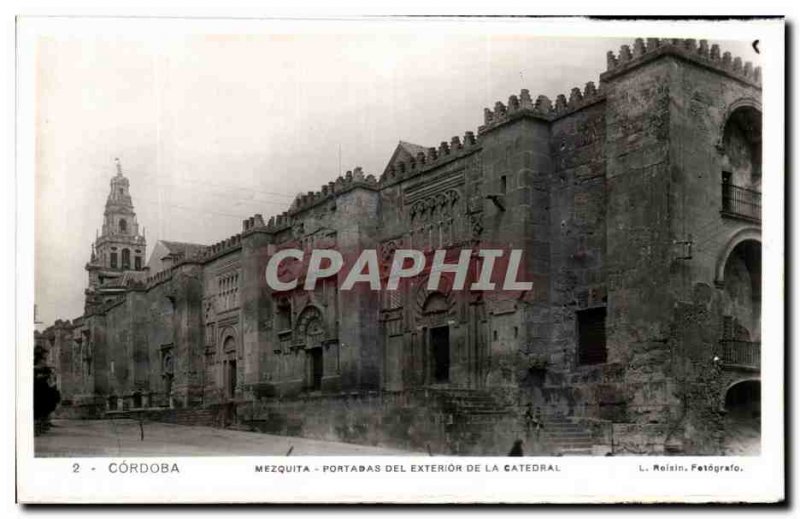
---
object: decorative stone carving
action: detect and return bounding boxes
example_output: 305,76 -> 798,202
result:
295,305 -> 325,340
469,213 -> 484,240
379,239 -> 402,278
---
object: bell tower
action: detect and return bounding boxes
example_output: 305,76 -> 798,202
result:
85,158 -> 147,312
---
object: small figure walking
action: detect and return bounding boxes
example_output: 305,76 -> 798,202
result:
524,403 -> 544,441
524,403 -> 534,431
508,439 -> 524,456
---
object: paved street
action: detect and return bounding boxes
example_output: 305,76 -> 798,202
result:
35,417 -> 759,457
35,419 -> 416,457
721,415 -> 761,456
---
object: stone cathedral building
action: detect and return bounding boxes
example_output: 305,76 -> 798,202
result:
37,38 -> 763,455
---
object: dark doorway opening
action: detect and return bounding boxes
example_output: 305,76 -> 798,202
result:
310,348 -> 323,391
725,380 -> 761,419
430,326 -> 450,383
577,307 -> 607,365
163,375 -> 172,401
226,359 -> 237,399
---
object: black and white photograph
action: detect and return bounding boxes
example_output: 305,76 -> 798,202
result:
14,14 -> 785,504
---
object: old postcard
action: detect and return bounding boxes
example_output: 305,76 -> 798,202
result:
15,16 -> 785,503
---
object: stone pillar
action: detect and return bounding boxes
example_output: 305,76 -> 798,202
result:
170,265 -> 205,407
478,114 -> 552,391
240,229 -> 274,398
601,53 -> 680,427
331,187 -> 381,391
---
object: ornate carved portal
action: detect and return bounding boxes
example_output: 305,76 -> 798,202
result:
397,276 -> 486,389
419,292 -> 452,385
222,335 -> 237,399
296,306 -> 326,391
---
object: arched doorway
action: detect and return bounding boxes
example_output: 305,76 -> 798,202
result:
296,306 -> 325,391
720,103 -> 762,222
721,105 -> 762,184
423,292 -> 451,384
718,238 -> 762,369
725,379 -> 761,418
721,379 -> 761,455
221,334 -> 237,399
723,239 -> 761,339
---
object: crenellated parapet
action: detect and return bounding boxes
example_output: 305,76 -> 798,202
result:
286,166 -> 379,215
480,89 -> 548,133
144,265 -> 178,289
265,211 -> 293,233
200,233 -> 244,261
241,213 -> 266,233
379,131 -> 480,186
602,38 -> 761,88
478,84 -> 605,134
555,81 -> 604,119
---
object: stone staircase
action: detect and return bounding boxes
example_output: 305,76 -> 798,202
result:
416,388 -> 609,455
425,387 -> 513,422
410,387 -> 516,454
540,415 -> 595,455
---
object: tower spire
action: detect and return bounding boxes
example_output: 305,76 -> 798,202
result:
84,157 -> 147,313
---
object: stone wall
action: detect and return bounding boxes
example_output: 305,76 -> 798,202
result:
40,38 -> 762,456
239,389 -> 524,455
601,56 -> 678,433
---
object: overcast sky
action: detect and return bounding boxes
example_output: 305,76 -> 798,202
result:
33,23 -> 760,326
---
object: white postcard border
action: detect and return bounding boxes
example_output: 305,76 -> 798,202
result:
15,16 -> 785,504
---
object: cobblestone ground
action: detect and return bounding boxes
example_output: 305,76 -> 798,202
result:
35,419 -> 417,457
721,414 -> 761,456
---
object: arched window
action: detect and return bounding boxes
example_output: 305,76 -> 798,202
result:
223,335 -> 236,353
720,104 -> 762,222
119,219 -> 127,233
121,249 -> 131,270
722,105 -> 762,185
110,252 -> 118,269
422,292 -> 449,315
722,239 -> 761,342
